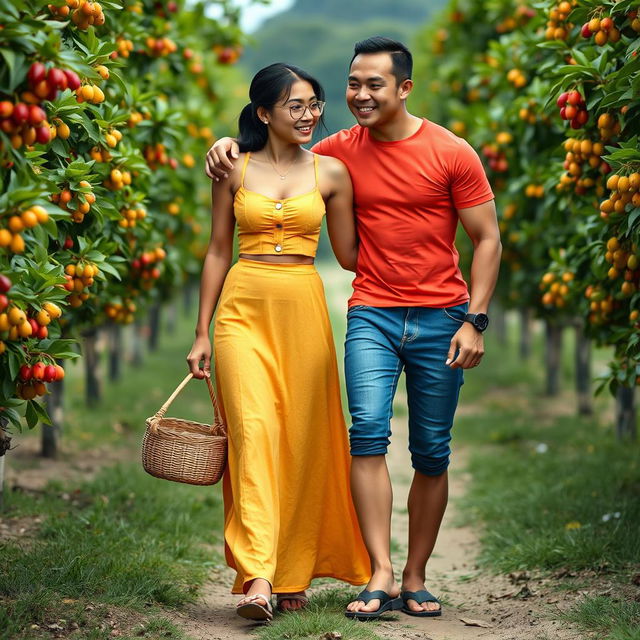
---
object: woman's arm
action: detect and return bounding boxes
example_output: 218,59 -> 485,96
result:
322,156 -> 358,272
187,175 -> 237,378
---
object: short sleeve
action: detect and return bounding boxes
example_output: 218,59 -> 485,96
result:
450,140 -> 494,210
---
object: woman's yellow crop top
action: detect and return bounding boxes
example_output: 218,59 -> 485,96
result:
233,152 -> 326,257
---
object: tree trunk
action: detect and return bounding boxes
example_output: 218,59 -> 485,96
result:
491,301 -> 508,346
615,385 -> 637,441
519,307 -> 533,360
166,301 -> 177,336
574,322 -> 592,415
42,359 -> 64,458
131,318 -> 144,367
83,327 -> 101,407
108,323 -> 122,382
183,281 -> 194,317
0,418 -> 10,511
148,302 -> 161,352
545,320 -> 563,396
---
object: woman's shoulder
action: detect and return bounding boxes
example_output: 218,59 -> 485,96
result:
315,153 -> 349,179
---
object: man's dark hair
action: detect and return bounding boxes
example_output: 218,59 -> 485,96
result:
351,36 -> 413,85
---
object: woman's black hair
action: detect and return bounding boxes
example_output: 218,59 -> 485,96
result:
237,63 -> 325,152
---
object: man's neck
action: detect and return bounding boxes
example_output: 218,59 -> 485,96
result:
368,111 -> 423,142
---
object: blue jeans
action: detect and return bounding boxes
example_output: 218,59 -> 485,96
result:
344,304 -> 467,476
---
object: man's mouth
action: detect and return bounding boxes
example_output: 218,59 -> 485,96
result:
355,106 -> 375,113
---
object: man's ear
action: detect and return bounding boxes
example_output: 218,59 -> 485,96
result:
399,78 -> 414,100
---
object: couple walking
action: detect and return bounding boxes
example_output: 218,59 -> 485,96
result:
187,36 -> 501,622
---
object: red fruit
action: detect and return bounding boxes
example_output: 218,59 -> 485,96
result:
577,109 -> 589,125
0,294 -> 8,311
54,364 -> 65,380
32,362 -> 46,380
140,253 -> 152,266
556,92 -> 569,107
44,364 -> 57,382
600,16 -> 613,31
63,69 -> 81,90
600,162 -> 612,174
63,236 -> 73,249
12,102 -> 29,124
19,364 -> 33,382
27,62 -> 46,87
132,259 -> 141,270
28,105 -> 46,126
570,117 -> 582,129
37,325 -> 48,339
581,23 -> 592,38
47,68 -> 67,90
28,318 -> 39,334
559,106 -> 567,120
151,267 -> 161,279
36,125 -> 51,144
564,104 -> 577,119
0,274 -> 12,293
183,48 -> 193,60
567,90 -> 582,106
167,1 -> 177,11
169,157 -> 178,169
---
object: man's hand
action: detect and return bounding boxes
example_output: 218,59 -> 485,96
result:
446,323 -> 484,369
205,137 -> 240,181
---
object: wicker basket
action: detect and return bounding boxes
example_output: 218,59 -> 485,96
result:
142,373 -> 227,486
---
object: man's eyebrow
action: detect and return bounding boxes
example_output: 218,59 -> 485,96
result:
348,75 -> 386,82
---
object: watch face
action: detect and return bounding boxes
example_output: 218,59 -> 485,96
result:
475,313 -> 489,332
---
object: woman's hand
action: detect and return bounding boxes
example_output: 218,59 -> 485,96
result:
187,335 -> 212,379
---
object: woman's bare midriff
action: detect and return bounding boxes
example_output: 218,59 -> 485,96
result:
239,253 -> 314,265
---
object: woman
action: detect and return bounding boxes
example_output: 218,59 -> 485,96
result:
186,63 -> 370,621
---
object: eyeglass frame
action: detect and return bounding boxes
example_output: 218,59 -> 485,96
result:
281,100 -> 326,121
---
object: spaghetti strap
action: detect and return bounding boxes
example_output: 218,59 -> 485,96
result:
240,152 -> 251,187
313,154 -> 319,187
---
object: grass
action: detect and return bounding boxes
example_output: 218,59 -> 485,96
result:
561,596 -> 640,640
256,588 -> 389,640
0,463 -> 223,638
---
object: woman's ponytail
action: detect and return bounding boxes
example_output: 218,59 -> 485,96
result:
237,102 -> 267,152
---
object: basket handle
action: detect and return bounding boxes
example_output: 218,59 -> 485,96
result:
150,373 -> 224,434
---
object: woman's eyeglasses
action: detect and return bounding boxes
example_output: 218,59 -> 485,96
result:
286,101 -> 325,120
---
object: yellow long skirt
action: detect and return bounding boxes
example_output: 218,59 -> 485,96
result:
214,259 -> 370,594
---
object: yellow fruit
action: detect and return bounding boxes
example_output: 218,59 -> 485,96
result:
21,209 -> 39,228
8,216 -> 23,233
10,234 -> 25,253
81,84 -> 95,101
0,314 -> 9,331
43,302 -> 62,319
36,309 -> 51,326
18,321 -> 32,338
8,306 -> 26,325
31,205 -> 49,223
617,176 -> 630,193
0,229 -> 12,247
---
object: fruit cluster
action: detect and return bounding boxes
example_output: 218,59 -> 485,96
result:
51,181 -> 95,223
104,168 -> 132,191
63,262 -> 100,307
104,299 -> 137,324
581,16 -> 621,44
482,133 -> 512,173
127,110 -> 145,127
557,137 -> 607,195
146,36 -> 178,57
89,145 -> 112,163
24,63 -> 81,103
596,112 -> 620,141
70,0 -> 105,29
545,0 -> 576,40
17,359 -> 65,399
540,270 -> 574,308
118,205 -> 147,229
584,284 -> 616,326
0,205 -> 49,254
506,68 -> 527,89
111,38 -> 134,59
144,143 -> 178,170
104,128 -> 123,148
557,90 -> 588,129
0,101 -> 51,149
599,172 -> 640,220
603,236 -> 639,297
496,6 -> 536,33
628,10 -> 640,32
0,291 -> 61,343
131,248 -> 166,289
75,84 -> 106,104
214,45 -> 242,65
525,184 -> 545,198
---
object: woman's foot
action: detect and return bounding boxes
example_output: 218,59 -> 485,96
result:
236,578 -> 273,621
276,591 -> 308,612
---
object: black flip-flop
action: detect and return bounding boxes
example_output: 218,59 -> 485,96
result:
344,589 -> 403,620
400,589 -> 442,617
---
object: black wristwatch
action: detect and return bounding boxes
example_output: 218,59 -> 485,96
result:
464,312 -> 489,333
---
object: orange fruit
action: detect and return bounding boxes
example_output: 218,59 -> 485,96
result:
10,234 -> 25,253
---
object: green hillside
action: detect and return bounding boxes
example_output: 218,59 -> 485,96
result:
241,0 -> 448,134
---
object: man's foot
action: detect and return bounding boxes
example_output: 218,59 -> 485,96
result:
345,569 -> 400,615
400,576 -> 441,615
276,591 -> 308,612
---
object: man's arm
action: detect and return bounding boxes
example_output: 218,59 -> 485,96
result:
205,137 -> 239,181
446,199 -> 502,369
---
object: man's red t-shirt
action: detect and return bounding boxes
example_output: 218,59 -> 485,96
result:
312,119 -> 494,308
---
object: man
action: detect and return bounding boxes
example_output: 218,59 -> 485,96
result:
205,37 -> 501,620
